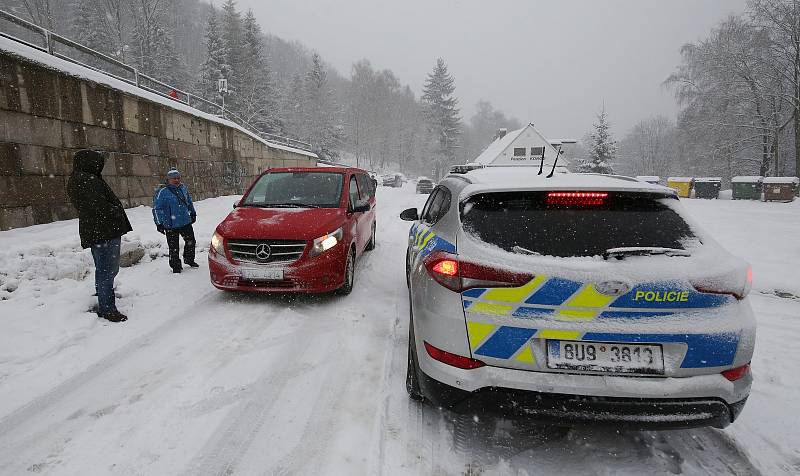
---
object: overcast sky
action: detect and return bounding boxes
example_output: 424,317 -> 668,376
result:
237,0 -> 748,140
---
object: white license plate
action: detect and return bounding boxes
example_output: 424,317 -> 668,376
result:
240,268 -> 284,281
546,340 -> 664,375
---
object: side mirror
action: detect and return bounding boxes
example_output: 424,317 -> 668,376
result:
400,208 -> 419,221
352,202 -> 370,213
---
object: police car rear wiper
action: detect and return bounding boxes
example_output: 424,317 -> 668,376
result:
603,247 -> 692,260
538,148 -> 546,175
546,144 -> 562,178
513,245 -> 542,256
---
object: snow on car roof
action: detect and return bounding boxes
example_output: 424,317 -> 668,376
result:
731,176 -> 763,183
454,167 -> 675,194
635,176 -> 661,182
762,176 -> 799,184
694,177 -> 722,183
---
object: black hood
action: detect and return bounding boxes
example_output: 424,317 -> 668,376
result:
73,149 -> 105,176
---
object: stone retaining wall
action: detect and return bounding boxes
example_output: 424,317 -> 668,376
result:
0,51 -> 316,230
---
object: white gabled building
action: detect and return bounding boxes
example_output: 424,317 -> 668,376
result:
473,123 -> 571,172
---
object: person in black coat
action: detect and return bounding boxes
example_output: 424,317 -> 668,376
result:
67,149 -> 132,322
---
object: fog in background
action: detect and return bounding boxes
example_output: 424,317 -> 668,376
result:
238,0 -> 748,138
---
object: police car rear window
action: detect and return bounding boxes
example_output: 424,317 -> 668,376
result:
460,192 -> 696,258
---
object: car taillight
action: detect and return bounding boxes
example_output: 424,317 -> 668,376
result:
721,363 -> 750,382
547,191 -> 608,206
423,251 -> 534,292
692,265 -> 752,300
424,341 -> 485,369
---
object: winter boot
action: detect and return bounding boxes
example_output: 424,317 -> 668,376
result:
184,260 -> 200,268
172,267 -> 182,274
99,310 -> 128,322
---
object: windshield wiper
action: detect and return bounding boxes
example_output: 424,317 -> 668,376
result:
603,247 -> 691,260
513,245 -> 542,256
264,202 -> 321,208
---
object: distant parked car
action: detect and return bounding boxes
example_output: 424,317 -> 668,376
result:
416,177 -> 435,194
383,173 -> 404,188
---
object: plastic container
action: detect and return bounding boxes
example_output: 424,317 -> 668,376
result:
693,177 -> 722,199
762,177 -> 799,202
667,177 -> 693,198
731,176 -> 763,200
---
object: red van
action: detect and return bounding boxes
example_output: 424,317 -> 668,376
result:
208,167 -> 377,294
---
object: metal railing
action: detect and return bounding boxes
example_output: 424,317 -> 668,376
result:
0,9 -> 314,153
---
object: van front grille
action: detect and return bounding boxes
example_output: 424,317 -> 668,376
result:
227,239 -> 306,264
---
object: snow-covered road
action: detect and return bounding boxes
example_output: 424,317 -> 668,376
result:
0,185 -> 798,475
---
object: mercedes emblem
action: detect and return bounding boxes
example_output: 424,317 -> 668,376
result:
255,243 -> 272,261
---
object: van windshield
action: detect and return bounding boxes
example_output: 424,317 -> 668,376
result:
460,191 -> 697,258
243,172 -> 344,208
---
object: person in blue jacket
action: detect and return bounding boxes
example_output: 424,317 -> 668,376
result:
154,169 -> 199,273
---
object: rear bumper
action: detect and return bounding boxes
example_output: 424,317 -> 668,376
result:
419,370 -> 747,429
208,243 -> 347,293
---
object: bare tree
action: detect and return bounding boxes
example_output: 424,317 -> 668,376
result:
618,116 -> 677,177
666,15 -> 792,176
22,0 -> 58,29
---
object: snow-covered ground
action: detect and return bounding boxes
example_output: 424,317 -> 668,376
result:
0,186 -> 798,475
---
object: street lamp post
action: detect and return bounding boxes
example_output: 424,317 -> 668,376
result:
218,78 -> 228,117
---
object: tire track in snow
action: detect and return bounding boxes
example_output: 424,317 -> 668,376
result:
371,285 -> 402,476
266,353 -> 349,475
0,291 -> 219,439
183,332 -> 320,476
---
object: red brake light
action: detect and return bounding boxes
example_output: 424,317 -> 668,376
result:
423,251 -> 534,292
692,265 -> 752,300
424,341 -> 485,369
547,191 -> 608,206
431,259 -> 458,276
721,363 -> 750,382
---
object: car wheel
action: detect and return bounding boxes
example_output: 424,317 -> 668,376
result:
365,222 -> 376,251
336,247 -> 356,295
406,294 -> 424,401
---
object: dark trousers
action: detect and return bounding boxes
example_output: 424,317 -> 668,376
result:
165,224 -> 196,270
91,237 -> 121,315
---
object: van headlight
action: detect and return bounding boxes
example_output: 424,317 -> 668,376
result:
211,232 -> 224,254
310,227 -> 343,257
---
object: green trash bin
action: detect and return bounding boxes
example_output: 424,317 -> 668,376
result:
694,177 -> 722,199
731,176 -> 763,200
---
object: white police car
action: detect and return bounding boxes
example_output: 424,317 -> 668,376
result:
400,167 -> 755,429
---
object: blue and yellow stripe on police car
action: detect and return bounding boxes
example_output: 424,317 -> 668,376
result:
409,223 -> 456,258
466,321 -> 739,369
462,275 -> 732,322
463,275 -> 737,369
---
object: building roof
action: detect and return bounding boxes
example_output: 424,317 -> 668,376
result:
473,123 -> 563,167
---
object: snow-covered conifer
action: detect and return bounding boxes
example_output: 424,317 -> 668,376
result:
579,108 -> 617,174
421,58 -> 462,175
